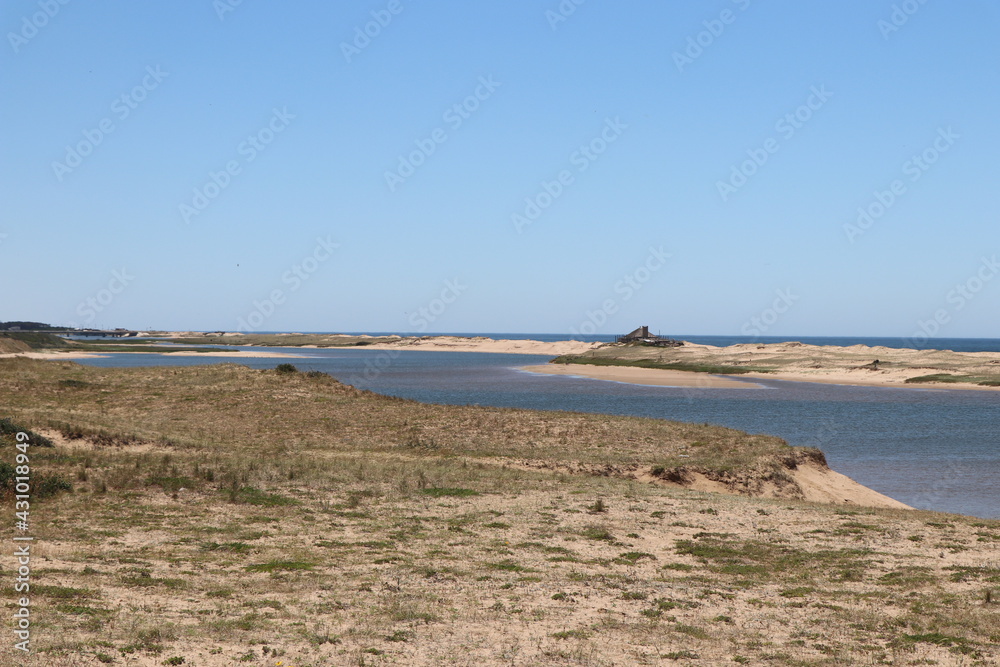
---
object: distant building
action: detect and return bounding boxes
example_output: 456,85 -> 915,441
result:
618,326 -> 651,342
615,325 -> 683,347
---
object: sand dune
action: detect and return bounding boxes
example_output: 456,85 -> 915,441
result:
558,340 -> 1000,390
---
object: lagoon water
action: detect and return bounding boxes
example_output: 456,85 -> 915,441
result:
79,336 -> 1000,519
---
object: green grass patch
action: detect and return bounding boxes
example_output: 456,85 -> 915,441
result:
34,584 -> 98,599
245,560 -> 314,573
944,565 -> 1000,583
675,536 -> 871,584
487,559 -> 531,573
421,487 -> 480,497
146,476 -> 197,493
120,573 -> 185,589
0,418 -> 54,447
905,373 -> 1000,387
615,551 -> 657,565
550,355 -> 772,375
902,632 -> 977,650
581,525 -> 615,541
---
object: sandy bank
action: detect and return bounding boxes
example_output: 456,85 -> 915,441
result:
501,456 -> 909,510
357,336 -> 601,356
653,460 -> 911,509
790,462 -> 911,508
0,351 -> 108,360
519,363 -> 761,388
561,340 -> 1000,391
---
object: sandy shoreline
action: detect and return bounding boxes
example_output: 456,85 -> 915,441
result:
525,362 -> 1000,391
520,363 -> 762,388
348,336 -> 601,356
553,340 -> 1000,392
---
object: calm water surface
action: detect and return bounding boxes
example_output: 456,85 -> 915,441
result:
80,346 -> 1000,519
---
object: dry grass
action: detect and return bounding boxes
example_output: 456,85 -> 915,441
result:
0,358 -> 997,666
162,333 -> 401,348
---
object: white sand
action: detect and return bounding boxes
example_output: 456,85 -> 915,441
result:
357,336 -> 601,355
0,351 -> 108,360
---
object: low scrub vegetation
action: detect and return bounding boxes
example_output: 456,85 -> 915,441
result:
0,358 -> 997,665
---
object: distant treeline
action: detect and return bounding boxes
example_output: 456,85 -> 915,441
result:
0,321 -> 71,331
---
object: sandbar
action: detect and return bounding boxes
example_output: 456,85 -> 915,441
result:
520,363 -> 761,388
357,336 -> 601,356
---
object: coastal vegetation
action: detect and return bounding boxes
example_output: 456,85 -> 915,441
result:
550,341 -> 1000,389
0,331 -> 73,351
549,354 -> 773,376
162,333 -> 402,348
905,374 -> 1000,387
1,358 -> 997,665
0,332 -> 223,355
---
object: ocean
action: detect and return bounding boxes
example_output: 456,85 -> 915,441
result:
76,334 -> 1000,519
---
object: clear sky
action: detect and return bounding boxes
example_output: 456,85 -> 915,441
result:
3,1 -> 998,339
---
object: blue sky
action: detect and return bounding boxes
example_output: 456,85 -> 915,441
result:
2,1 -> 998,339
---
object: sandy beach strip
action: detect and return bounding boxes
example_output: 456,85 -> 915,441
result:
519,364 -> 762,388
0,351 -> 109,360
355,337 -> 601,355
